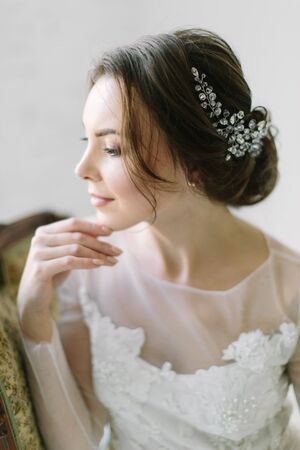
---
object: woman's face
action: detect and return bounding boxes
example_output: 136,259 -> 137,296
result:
75,74 -> 193,231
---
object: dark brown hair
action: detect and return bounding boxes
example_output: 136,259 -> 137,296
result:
86,27 -> 279,223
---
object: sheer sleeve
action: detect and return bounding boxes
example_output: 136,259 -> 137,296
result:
55,269 -> 84,324
20,270 -> 112,450
287,265 -> 300,410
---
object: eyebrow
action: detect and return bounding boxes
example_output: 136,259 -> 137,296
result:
82,121 -> 120,137
95,128 -> 120,137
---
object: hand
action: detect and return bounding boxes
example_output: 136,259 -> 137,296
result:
17,217 -> 123,341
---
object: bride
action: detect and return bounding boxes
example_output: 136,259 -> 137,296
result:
17,27 -> 300,449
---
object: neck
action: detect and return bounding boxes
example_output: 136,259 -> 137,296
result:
128,196 -> 248,281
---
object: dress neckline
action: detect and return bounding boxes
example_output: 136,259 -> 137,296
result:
123,229 -> 273,296
78,285 -> 298,378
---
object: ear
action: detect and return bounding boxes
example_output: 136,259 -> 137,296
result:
190,169 -> 204,187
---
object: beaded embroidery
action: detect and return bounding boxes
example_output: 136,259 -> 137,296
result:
78,285 -> 300,449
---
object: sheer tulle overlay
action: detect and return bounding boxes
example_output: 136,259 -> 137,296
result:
21,217 -> 300,449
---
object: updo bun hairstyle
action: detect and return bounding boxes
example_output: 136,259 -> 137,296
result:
87,27 -> 279,223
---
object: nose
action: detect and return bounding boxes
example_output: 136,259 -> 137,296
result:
74,150 -> 101,181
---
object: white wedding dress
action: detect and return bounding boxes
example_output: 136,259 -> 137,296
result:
20,218 -> 300,449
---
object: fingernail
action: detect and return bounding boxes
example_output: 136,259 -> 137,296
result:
101,225 -> 113,233
107,256 -> 118,263
111,246 -> 123,255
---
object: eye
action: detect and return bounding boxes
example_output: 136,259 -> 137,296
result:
79,137 -> 121,157
103,147 -> 121,157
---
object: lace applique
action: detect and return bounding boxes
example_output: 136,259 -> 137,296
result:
79,285 -> 177,378
79,285 -> 145,358
78,285 -> 300,448
222,321 -> 300,371
173,322 -> 300,441
78,286 -> 159,415
206,400 -> 294,450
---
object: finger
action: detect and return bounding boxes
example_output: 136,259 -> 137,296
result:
34,256 -> 112,281
34,232 -> 123,257
33,243 -> 119,264
35,217 -> 112,238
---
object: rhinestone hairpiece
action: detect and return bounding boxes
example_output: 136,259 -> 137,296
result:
191,66 -> 271,161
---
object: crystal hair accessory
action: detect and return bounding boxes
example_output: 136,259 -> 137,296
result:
191,66 -> 271,161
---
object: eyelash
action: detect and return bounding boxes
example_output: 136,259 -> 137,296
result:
80,137 -> 121,157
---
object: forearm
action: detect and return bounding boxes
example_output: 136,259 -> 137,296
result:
21,318 -> 109,450
17,297 -> 54,343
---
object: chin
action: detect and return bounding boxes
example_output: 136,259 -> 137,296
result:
94,211 -> 133,232
95,210 -> 151,232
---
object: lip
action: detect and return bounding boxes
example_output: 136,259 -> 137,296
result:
89,193 -> 115,207
89,193 -> 114,200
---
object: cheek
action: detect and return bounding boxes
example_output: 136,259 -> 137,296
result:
108,163 -> 135,197
108,164 -> 151,208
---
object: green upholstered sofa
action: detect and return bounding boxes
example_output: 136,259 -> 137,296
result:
0,211 -> 68,450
